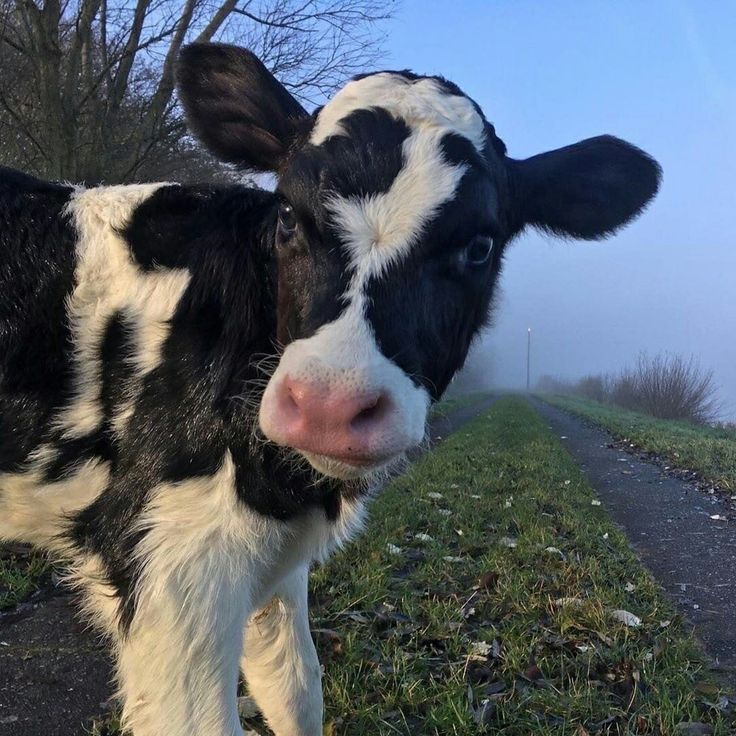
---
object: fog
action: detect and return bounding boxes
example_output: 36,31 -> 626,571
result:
385,1 -> 736,419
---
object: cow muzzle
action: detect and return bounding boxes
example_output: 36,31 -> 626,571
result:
259,355 -> 427,479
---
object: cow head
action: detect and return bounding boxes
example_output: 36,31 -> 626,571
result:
177,44 -> 661,481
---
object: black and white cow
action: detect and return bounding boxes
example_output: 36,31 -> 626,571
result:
0,43 -> 660,735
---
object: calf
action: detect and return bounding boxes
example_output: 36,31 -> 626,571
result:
0,43 -> 660,735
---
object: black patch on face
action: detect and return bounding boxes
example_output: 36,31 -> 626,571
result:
364,145 -> 506,400
0,168 -> 76,472
350,70 -> 508,159
274,108 -> 412,344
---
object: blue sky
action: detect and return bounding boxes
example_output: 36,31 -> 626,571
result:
382,1 -> 736,417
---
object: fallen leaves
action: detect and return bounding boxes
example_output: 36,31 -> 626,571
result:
477,571 -> 499,591
304,399 -> 731,733
470,640 -> 493,657
609,609 -> 642,628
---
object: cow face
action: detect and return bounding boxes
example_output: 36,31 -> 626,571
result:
177,44 -> 661,481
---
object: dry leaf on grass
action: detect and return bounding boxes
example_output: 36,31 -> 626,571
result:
609,609 -> 642,627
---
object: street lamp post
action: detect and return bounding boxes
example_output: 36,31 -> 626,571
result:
526,328 -> 531,392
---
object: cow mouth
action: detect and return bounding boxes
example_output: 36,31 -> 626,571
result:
301,449 -> 398,480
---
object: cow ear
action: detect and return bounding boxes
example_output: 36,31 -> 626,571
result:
176,43 -> 309,172
510,135 -> 661,240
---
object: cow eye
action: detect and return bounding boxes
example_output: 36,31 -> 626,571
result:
277,203 -> 297,237
465,235 -> 494,267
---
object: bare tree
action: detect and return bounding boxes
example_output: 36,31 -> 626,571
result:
0,0 -> 393,183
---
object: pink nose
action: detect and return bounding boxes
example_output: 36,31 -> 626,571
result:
273,377 -> 393,463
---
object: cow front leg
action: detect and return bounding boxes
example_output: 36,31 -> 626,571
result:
242,566 -> 323,736
106,552 -> 249,736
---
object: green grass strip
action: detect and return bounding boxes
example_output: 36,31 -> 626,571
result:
542,395 -> 736,492
0,549 -> 49,610
312,396 -> 732,735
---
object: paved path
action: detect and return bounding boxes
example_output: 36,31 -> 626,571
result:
0,594 -> 112,736
0,395 -> 498,736
531,397 -> 736,686
425,394 -> 499,449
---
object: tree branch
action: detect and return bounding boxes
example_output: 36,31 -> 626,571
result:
195,0 -> 238,42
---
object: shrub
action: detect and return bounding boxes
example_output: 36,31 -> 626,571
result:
626,353 -> 720,424
575,374 -> 608,403
538,353 -> 721,426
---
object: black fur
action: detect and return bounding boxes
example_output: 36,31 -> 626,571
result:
509,135 -> 662,239
0,168 -> 76,472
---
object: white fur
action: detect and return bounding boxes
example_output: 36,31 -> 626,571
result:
109,452 -> 364,736
0,449 -> 110,547
242,566 -> 322,735
311,73 -> 486,152
65,552 -> 124,637
58,184 -> 191,439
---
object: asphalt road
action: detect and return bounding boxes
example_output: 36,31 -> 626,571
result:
532,397 -> 736,687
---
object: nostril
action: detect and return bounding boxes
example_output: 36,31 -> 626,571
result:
350,393 -> 391,431
354,399 -> 379,424
282,377 -> 305,417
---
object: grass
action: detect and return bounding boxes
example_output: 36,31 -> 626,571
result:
0,546 -> 50,610
308,396 -> 732,734
541,395 -> 736,492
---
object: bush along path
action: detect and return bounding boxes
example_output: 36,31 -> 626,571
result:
532,397 -> 736,694
309,397 -> 733,734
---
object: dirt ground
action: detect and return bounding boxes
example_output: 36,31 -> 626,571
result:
0,593 -> 112,735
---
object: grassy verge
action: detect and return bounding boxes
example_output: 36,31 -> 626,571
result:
541,395 -> 736,492
0,546 -> 50,610
428,391 -> 492,420
309,396 -> 732,734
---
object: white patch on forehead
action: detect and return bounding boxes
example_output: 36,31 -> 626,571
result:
327,125 -> 466,277
311,73 -> 486,152
312,73 -> 485,281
